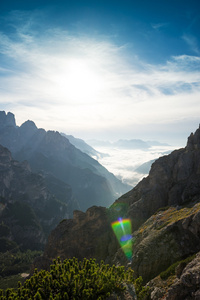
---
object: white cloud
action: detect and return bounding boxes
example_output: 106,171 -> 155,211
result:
94,145 -> 177,186
0,14 -> 200,143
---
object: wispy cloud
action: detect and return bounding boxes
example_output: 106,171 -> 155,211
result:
151,22 -> 169,30
182,34 -> 200,55
0,11 -> 200,142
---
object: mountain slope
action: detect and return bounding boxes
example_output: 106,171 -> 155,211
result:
0,111 -> 130,212
61,133 -> 102,158
36,125 -> 200,298
0,144 -> 69,251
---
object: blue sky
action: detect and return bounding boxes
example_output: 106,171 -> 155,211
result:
0,0 -> 200,145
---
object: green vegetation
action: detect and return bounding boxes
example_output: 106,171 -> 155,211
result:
0,250 -> 42,278
0,257 -> 149,299
156,203 -> 200,230
134,276 -> 150,300
160,254 -> 196,280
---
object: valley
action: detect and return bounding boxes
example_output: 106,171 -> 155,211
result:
90,144 -> 179,186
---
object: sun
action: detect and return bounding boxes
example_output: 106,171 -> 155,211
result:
58,58 -> 104,102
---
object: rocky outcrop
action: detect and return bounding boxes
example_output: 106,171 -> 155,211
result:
43,206 -> 118,263
148,252 -> 200,300
129,203 -> 200,282
164,252 -> 200,300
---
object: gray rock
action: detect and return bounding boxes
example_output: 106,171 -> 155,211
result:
165,252 -> 200,300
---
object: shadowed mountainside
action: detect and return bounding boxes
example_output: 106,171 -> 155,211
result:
0,144 -> 69,251
0,111 -> 130,213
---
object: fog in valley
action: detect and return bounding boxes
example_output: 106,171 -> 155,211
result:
89,143 -> 180,187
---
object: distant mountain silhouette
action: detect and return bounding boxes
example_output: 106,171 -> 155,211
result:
114,139 -> 150,149
61,133 -> 105,159
0,111 -> 130,213
88,138 -> 169,150
135,159 -> 155,174
146,140 -> 170,146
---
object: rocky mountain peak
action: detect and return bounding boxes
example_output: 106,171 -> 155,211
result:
19,120 -> 38,140
20,120 -> 37,131
186,125 -> 200,151
0,111 -> 16,128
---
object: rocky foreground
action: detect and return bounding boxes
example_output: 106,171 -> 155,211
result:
34,126 -> 200,299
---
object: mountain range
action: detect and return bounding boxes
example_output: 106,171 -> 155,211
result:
0,111 -> 130,216
88,138 -> 169,149
36,125 -> 200,299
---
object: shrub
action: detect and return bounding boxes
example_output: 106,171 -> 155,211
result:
134,276 -> 150,300
0,257 -> 135,299
0,257 -> 150,299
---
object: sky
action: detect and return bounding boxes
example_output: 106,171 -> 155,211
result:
0,0 -> 200,146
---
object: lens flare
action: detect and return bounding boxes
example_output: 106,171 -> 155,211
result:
111,218 -> 132,261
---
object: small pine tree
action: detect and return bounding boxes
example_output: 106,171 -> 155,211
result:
0,257 -> 149,299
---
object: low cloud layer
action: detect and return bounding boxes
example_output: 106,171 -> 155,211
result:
94,145 -> 177,187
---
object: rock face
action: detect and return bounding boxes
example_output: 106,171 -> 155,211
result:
148,251 -> 200,300
0,111 -> 130,213
164,252 -> 200,300
130,203 -> 200,282
43,206 -> 117,263
0,111 -> 16,128
116,125 -> 200,231
0,144 -> 68,250
37,125 -> 200,295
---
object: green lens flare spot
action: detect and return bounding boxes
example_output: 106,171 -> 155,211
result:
111,218 -> 132,261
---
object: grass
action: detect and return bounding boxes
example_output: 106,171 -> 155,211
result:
160,254 -> 196,280
156,202 -> 200,230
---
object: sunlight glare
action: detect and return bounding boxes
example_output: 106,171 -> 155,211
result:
57,58 -> 104,102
